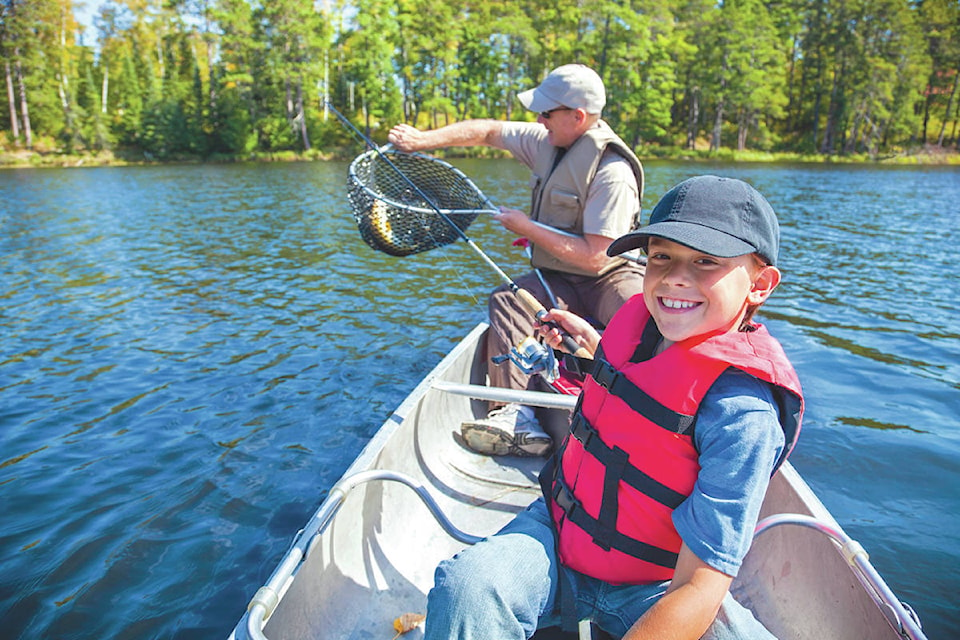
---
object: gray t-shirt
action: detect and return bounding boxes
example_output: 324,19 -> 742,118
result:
499,121 -> 640,240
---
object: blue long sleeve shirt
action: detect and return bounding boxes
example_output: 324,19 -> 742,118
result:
672,368 -> 786,577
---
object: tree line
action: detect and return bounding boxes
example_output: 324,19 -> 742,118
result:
2,0 -> 959,162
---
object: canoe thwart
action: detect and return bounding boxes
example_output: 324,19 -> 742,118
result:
432,380 -> 578,410
327,470 -> 484,545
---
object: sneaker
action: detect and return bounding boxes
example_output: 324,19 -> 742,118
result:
460,403 -> 552,457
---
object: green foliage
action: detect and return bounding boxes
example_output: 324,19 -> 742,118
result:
258,114 -> 297,151
1,0 -> 958,160
211,86 -> 255,154
111,49 -> 145,148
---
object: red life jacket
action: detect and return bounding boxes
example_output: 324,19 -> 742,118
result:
545,294 -> 803,584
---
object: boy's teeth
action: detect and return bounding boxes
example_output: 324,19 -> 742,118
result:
663,298 -> 697,309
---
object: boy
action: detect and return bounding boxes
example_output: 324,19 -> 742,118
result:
423,175 -> 803,640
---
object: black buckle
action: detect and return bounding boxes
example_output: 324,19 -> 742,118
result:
570,413 -> 594,448
593,359 -> 617,390
553,481 -> 581,518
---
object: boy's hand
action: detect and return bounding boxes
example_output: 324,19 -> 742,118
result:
538,309 -> 601,357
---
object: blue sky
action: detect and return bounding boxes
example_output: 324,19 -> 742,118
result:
73,0 -> 101,42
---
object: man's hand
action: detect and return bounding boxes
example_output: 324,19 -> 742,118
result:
493,206 -> 530,236
388,123 -> 427,152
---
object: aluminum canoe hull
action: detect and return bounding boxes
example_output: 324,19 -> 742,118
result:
232,323 -> 919,640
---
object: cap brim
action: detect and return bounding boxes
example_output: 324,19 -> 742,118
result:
606,231 -> 646,257
517,87 -> 563,113
607,221 -> 757,258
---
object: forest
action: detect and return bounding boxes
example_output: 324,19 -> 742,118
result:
2,0 -> 959,164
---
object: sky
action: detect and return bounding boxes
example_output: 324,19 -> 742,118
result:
73,0 -> 101,44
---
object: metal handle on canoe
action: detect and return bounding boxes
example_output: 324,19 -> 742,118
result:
322,470 -> 484,545
754,513 -> 927,640
243,470 -> 482,640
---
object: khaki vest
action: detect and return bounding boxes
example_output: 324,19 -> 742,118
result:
529,121 -> 644,277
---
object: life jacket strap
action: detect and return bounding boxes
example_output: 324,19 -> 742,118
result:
570,413 -> 688,510
552,474 -> 679,569
591,358 -> 697,435
558,352 -> 594,378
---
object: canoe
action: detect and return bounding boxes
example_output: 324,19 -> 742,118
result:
230,323 -> 926,640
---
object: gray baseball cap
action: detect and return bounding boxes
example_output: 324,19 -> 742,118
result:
517,64 -> 606,114
607,175 -> 780,265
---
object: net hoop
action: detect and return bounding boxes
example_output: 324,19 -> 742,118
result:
347,147 -> 495,257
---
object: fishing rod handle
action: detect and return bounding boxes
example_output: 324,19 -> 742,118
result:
512,287 -> 592,359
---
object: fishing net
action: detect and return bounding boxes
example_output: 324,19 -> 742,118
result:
347,147 -> 495,256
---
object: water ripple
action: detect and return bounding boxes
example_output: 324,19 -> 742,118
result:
1,161 -> 957,639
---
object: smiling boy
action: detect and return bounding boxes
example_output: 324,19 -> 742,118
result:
422,175 -> 804,640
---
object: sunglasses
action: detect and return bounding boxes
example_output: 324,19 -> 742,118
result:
539,107 -> 573,119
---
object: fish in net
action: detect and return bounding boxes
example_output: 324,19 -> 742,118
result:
347,147 -> 496,257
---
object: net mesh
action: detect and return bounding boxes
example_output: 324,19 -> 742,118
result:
347,148 -> 492,256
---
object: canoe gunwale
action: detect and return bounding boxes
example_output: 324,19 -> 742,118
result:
753,513 -> 926,640
235,324 -> 493,640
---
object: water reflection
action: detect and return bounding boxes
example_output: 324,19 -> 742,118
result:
835,416 -> 927,433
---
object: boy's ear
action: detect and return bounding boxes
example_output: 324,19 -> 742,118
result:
748,266 -> 781,304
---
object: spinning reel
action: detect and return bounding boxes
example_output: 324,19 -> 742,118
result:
491,336 -> 560,384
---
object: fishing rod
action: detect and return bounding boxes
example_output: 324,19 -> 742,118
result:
327,101 -> 591,359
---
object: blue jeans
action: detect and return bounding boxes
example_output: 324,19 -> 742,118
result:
424,499 -> 776,640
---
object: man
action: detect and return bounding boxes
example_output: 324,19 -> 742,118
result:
388,63 -> 644,457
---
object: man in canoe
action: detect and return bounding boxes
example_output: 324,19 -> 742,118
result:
388,63 -> 645,457
421,176 -> 803,639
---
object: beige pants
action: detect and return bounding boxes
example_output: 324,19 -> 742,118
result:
484,263 -> 644,402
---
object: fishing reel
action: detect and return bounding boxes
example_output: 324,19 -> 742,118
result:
491,336 -> 560,383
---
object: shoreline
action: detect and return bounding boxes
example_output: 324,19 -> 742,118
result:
2,144 -> 958,169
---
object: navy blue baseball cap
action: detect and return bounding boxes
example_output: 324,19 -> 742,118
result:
607,175 -> 780,266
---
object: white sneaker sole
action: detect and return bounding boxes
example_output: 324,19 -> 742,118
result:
460,422 -> 552,457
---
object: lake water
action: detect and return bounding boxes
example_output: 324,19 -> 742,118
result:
1,159 -> 957,639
